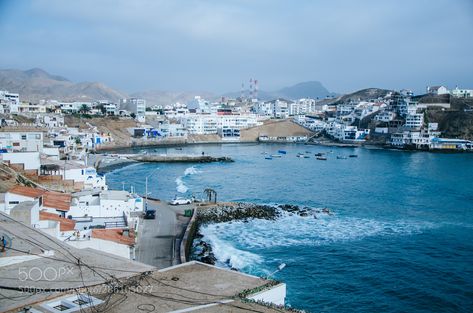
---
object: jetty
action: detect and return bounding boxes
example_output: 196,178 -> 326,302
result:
92,153 -> 233,173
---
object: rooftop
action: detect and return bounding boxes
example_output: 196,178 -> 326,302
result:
8,185 -> 45,198
91,228 -> 135,246
40,211 -> 76,231
0,211 -> 154,312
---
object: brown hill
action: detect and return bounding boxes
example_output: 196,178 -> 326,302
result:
0,68 -> 126,102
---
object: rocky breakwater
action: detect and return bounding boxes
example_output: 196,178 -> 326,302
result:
191,203 -> 332,265
128,154 -> 234,163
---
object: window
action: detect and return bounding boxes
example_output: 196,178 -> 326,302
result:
21,134 -> 27,140
9,201 -> 19,205
53,304 -> 72,311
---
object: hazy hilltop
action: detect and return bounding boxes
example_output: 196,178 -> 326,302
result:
323,88 -> 393,105
130,90 -> 215,107
0,68 -> 126,102
0,68 -> 391,106
222,81 -> 336,101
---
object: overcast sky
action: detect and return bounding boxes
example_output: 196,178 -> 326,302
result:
0,0 -> 472,94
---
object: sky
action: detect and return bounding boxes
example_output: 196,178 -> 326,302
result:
0,0 -> 472,94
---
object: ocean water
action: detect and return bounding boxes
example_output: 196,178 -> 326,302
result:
106,144 -> 473,312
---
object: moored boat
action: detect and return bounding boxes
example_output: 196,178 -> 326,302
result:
349,154 -> 358,158
278,150 -> 287,154
316,156 -> 327,160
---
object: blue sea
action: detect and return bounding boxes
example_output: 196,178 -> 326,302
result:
106,144 -> 473,312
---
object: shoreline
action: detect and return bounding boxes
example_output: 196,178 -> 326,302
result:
95,139 -> 473,154
185,202 -> 331,266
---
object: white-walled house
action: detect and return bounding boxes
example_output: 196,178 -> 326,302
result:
3,186 -> 71,217
427,86 -> 449,95
40,158 -> 107,190
0,132 -> 44,152
66,228 -> 136,260
69,190 -> 143,219
1,151 -> 41,172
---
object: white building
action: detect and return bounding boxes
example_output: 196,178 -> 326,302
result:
187,96 -> 212,113
119,98 -> 146,122
426,86 -> 449,95
60,101 -> 92,114
405,113 -> 424,128
0,90 -> 20,113
69,189 -> 143,220
375,111 -> 396,122
181,114 -> 260,135
451,86 -> 473,98
0,132 -> 44,152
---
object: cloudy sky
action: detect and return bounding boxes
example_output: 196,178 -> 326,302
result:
0,0 -> 472,94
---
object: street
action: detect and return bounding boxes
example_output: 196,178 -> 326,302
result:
135,200 -> 192,269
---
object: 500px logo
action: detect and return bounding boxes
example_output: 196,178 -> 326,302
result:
18,266 -> 74,281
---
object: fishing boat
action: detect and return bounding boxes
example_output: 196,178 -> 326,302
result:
271,154 -> 282,158
278,150 -> 287,154
349,154 -> 358,158
316,156 -> 327,160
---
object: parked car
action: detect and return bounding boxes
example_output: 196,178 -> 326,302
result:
169,197 -> 192,205
144,209 -> 156,219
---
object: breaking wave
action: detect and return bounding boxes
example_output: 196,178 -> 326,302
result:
176,166 -> 202,193
199,213 -> 437,269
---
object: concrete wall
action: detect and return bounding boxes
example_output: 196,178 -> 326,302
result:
2,152 -> 40,170
67,238 -> 131,259
248,283 -> 286,306
10,201 -> 40,226
4,193 -> 37,213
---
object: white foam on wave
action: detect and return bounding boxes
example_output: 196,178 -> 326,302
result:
184,166 -> 201,176
176,166 -> 202,193
200,226 -> 262,270
175,177 -> 188,193
202,214 -> 438,252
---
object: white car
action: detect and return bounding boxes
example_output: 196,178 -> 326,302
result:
169,198 -> 192,205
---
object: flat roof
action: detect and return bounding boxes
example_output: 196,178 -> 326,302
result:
27,262 -> 287,313
0,212 -> 154,312
100,190 -> 132,201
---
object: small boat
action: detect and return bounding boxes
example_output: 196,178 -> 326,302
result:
349,154 -> 358,158
265,156 -> 273,160
303,155 -> 310,158
314,152 -> 325,157
337,156 -> 347,159
271,154 -> 282,158
296,153 -> 304,158
261,152 -> 268,155
278,150 -> 287,154
316,156 -> 327,160
175,147 -> 183,150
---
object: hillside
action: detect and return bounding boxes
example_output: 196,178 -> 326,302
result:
328,88 -> 393,105
0,68 -> 126,102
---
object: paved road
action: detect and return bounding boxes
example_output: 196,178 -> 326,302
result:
136,201 -> 178,269
136,201 -> 189,269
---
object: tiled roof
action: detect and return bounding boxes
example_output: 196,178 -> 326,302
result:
43,191 -> 71,212
92,228 -> 135,246
39,211 -> 76,231
8,185 -> 46,198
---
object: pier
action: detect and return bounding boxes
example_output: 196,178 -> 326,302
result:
91,153 -> 233,173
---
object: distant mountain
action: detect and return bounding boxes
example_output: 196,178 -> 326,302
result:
222,81 -> 336,101
0,68 -> 126,102
130,90 -> 215,107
